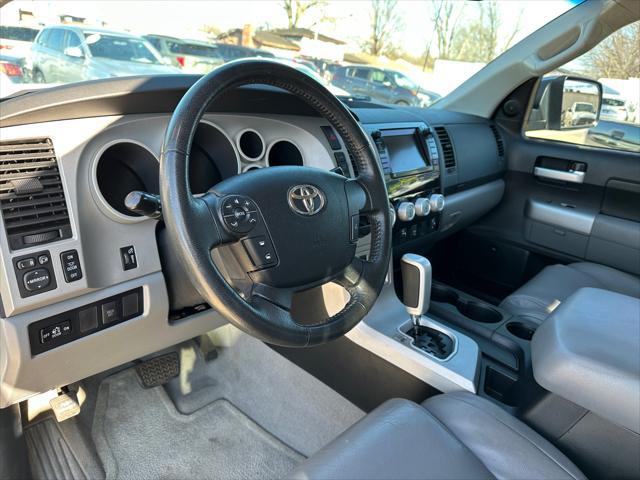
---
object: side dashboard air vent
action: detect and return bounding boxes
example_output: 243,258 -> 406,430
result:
0,138 -> 72,250
434,126 -> 456,170
490,125 -> 505,157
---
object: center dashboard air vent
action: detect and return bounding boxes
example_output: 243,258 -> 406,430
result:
434,126 -> 456,171
0,138 -> 72,250
490,125 -> 505,157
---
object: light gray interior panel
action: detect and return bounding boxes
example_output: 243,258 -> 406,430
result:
586,214 -> 640,276
0,113 -> 341,407
525,199 -> 596,236
532,287 -> 640,434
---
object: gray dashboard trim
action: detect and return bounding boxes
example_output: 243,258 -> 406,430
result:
0,272 -> 227,408
89,137 -> 158,224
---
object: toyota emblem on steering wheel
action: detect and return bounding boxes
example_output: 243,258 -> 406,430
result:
287,184 -> 326,216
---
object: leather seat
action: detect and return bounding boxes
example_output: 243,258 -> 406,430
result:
291,392 -> 585,480
500,262 -> 640,324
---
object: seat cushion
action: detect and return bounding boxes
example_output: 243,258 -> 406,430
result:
500,262 -> 640,323
290,393 -> 585,480
423,392 -> 585,480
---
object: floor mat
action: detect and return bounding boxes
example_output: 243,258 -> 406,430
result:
92,369 -> 304,480
164,328 -> 364,457
25,417 -> 89,480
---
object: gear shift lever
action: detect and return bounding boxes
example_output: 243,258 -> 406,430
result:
401,254 -> 432,327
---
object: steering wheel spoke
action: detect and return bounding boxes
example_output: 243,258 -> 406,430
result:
185,193 -> 245,253
250,282 -> 295,311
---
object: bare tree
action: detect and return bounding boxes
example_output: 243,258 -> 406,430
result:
584,22 -> 640,79
282,0 -> 326,29
447,1 -> 522,63
364,0 -> 403,56
432,0 -> 466,60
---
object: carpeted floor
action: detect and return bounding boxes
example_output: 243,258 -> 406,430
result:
93,369 -> 303,480
24,327 -> 364,480
164,327 -> 364,457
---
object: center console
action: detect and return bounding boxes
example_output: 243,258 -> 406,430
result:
363,123 -> 444,246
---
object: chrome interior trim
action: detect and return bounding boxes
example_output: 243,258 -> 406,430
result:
346,267 -> 480,393
534,166 -> 585,184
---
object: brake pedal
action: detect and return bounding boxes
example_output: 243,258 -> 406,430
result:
135,352 -> 180,388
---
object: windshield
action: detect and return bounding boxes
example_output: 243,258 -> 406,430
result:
575,103 -> 594,113
0,0 -> 576,100
168,41 -> 221,58
84,33 -> 161,63
603,98 -> 625,107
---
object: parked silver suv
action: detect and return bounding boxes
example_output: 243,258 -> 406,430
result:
29,25 -> 178,83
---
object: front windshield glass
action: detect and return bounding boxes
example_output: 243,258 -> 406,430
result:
0,0 -> 577,100
84,34 -> 161,63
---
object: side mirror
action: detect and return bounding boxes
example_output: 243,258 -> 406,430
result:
63,46 -> 84,58
382,80 -> 392,87
535,76 -> 602,130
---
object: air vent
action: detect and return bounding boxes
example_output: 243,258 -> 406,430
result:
0,138 -> 72,250
434,126 -> 456,170
490,125 -> 505,157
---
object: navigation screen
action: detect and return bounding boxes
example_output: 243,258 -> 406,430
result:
384,132 -> 427,176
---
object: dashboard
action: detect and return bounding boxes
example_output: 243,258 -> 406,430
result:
0,77 -> 506,407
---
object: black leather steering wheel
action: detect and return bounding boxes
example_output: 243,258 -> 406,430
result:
160,59 -> 391,347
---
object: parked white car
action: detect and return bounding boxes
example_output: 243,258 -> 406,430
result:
601,94 -> 629,122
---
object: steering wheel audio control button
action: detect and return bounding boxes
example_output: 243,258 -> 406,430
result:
242,235 -> 277,268
221,195 -> 258,234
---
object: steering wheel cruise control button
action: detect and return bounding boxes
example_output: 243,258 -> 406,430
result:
242,235 -> 277,268
222,195 -> 258,234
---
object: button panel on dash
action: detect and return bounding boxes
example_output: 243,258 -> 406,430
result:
120,245 -> 137,271
28,287 -> 144,355
60,250 -> 83,283
13,250 -> 56,298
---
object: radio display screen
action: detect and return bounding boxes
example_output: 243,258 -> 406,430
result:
383,129 -> 429,177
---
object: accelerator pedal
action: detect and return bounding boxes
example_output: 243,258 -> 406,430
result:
135,352 -> 180,388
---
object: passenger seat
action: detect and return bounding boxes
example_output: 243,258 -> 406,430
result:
500,262 -> 640,323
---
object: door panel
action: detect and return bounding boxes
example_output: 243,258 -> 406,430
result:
467,126 -> 640,277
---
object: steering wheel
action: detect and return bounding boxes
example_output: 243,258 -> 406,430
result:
160,59 -> 391,347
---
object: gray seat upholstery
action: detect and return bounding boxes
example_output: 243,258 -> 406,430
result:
290,392 -> 585,480
500,262 -> 640,323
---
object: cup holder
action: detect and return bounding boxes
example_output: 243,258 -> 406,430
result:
431,283 -> 459,304
506,321 -> 537,341
457,301 -> 502,324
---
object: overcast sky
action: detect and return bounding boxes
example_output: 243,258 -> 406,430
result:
3,0 -> 576,57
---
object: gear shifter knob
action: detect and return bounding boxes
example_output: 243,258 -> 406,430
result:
401,254 -> 432,325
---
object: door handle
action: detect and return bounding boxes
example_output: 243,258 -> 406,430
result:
534,166 -> 585,184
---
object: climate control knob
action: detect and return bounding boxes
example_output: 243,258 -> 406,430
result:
429,194 -> 445,213
396,202 -> 415,222
414,197 -> 431,217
